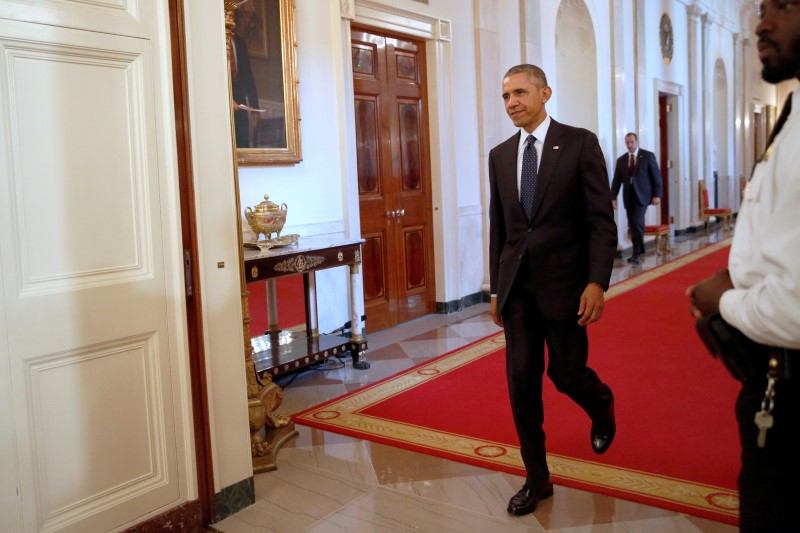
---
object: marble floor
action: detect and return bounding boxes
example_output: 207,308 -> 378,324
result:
213,227 -> 740,533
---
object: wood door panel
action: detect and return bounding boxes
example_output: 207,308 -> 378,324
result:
394,52 -> 418,82
403,226 -> 426,290
355,96 -> 381,196
352,43 -> 378,78
398,99 -> 422,192
353,26 -> 434,332
361,232 -> 388,302
658,95 -> 669,223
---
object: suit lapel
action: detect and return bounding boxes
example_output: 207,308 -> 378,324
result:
529,119 -> 565,222
496,132 -> 527,220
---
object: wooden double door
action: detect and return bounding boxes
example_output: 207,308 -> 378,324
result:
351,27 -> 435,332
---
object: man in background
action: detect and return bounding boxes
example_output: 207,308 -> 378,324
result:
685,2 -> 800,530
488,64 -> 617,516
611,133 -> 662,265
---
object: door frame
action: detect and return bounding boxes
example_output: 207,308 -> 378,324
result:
339,2 -> 456,307
653,79 -> 685,231
168,0 -> 215,524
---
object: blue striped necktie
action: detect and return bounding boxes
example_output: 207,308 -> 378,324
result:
520,134 -> 538,221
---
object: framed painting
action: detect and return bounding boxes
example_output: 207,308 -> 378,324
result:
229,0 -> 301,164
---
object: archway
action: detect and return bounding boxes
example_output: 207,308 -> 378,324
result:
712,58 -> 730,208
555,0 -> 598,134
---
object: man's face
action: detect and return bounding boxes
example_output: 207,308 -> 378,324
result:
625,135 -> 638,154
756,0 -> 800,83
501,72 -> 552,133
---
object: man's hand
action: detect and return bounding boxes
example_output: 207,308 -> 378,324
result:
578,282 -> 605,326
612,199 -> 618,210
651,197 -> 661,205
685,268 -> 733,318
489,296 -> 504,328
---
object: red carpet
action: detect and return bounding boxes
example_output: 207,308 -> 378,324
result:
293,241 -> 740,524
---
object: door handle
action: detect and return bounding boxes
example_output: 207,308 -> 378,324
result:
396,208 -> 405,224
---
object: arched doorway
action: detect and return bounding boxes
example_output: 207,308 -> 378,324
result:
712,58 -> 730,209
555,0 -> 598,134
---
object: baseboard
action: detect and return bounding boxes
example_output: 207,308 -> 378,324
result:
121,500 -> 203,532
213,476 -> 255,522
435,291 -> 485,314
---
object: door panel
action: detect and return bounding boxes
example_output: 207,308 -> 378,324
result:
352,27 -> 435,332
355,96 -> 381,195
658,95 -> 670,223
0,4 -> 187,531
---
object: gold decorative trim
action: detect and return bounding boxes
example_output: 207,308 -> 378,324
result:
274,254 -> 324,273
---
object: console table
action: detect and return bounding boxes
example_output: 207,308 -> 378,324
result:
244,237 -> 368,379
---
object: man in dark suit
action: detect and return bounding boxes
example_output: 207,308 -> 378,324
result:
610,133 -> 662,265
488,64 -> 618,516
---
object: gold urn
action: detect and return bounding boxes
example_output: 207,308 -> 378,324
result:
244,194 -> 288,241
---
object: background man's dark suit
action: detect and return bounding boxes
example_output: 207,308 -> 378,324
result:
488,118 -> 618,492
610,144 -> 662,261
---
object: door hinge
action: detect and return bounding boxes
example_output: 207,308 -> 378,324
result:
183,249 -> 193,296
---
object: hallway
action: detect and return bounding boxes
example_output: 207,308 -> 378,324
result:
214,228 -> 738,533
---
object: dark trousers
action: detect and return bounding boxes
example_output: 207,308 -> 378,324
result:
502,260 -> 613,488
625,199 -> 648,256
736,371 -> 800,532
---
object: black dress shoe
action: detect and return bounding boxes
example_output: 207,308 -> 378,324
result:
507,479 -> 554,515
626,255 -> 640,264
591,398 -> 616,454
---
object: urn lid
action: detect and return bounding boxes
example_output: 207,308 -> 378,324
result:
252,194 -> 282,213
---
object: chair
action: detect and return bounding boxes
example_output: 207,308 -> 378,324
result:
699,179 -> 732,231
644,224 -> 671,255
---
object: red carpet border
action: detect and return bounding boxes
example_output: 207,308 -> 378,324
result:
293,240 -> 739,525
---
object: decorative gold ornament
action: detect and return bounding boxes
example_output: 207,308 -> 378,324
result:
659,13 -> 674,64
274,254 -> 325,273
245,194 -> 288,240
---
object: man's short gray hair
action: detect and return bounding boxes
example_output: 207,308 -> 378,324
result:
504,64 -> 548,88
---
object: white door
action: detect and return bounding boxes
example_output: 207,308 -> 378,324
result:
0,2 -> 191,531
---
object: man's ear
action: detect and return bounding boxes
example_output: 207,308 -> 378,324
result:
541,86 -> 553,103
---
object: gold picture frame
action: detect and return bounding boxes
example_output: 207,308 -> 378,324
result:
231,0 -> 301,165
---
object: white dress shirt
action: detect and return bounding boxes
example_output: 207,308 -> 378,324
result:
719,88 -> 800,348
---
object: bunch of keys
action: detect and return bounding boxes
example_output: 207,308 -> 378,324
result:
754,357 -> 780,448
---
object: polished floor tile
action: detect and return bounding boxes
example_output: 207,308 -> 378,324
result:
214,227 -> 740,533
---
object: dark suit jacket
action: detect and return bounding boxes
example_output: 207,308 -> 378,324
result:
488,119 -> 617,321
610,149 -> 663,208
